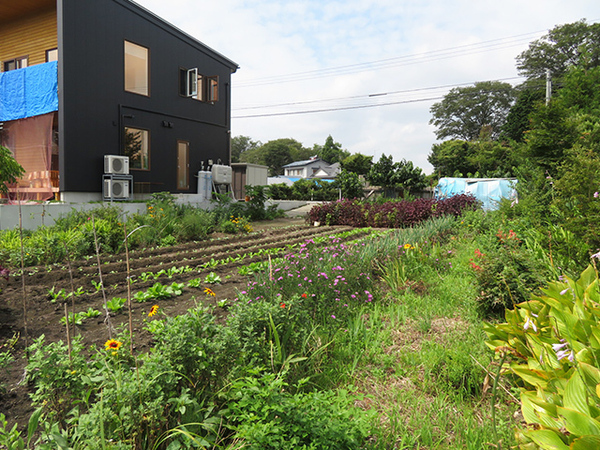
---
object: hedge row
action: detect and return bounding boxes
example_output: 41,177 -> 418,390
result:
308,195 -> 479,228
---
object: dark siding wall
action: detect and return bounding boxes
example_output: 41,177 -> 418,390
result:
58,0 -> 235,193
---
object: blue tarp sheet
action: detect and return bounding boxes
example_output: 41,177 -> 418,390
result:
0,61 -> 58,122
434,177 -> 517,210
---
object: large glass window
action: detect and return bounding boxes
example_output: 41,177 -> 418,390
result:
124,127 -> 149,170
124,41 -> 149,96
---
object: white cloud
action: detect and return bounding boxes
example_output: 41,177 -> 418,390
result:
136,0 -> 599,173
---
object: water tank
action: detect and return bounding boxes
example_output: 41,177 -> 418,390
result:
197,171 -> 212,200
211,164 -> 232,185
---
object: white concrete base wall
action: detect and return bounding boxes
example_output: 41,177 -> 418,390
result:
0,198 -> 308,231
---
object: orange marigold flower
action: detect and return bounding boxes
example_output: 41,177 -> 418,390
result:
148,305 -> 159,317
104,339 -> 122,351
204,287 -> 216,297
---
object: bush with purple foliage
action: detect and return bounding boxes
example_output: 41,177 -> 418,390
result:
308,194 -> 479,227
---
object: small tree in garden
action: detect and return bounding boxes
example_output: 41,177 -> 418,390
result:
0,145 -> 25,194
334,169 -> 363,199
367,154 -> 426,198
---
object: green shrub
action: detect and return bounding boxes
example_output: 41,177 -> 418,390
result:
471,228 -> 549,316
176,209 -> 214,241
226,294 -> 313,372
223,370 -> 374,450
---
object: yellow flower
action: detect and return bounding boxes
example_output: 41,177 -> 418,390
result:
104,339 -> 122,351
204,287 -> 216,297
148,304 -> 159,317
403,243 -> 413,250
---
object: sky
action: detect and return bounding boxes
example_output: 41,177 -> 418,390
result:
136,0 -> 599,174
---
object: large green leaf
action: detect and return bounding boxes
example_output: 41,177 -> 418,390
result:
524,429 -> 569,450
521,390 -> 562,429
557,405 -> 600,436
570,435 -> 600,449
513,365 -> 551,388
564,371 -> 590,416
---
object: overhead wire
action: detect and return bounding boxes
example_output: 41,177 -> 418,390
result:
235,30 -> 545,88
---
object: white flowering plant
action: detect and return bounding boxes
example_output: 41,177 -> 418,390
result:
484,265 -> 600,449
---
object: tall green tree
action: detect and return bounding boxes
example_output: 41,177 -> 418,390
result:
428,136 -> 516,178
367,154 -> 426,197
231,135 -> 261,163
341,153 -> 373,175
318,135 -> 350,164
429,81 -> 515,141
501,85 -> 545,142
240,138 -> 310,176
334,169 -> 364,199
516,20 -> 600,81
0,146 -> 25,195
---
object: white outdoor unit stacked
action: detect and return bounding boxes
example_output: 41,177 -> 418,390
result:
103,155 -> 132,200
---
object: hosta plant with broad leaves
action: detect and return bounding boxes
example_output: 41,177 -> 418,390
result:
484,265 -> 600,449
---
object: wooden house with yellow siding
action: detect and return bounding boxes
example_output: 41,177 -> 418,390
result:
0,0 -> 237,202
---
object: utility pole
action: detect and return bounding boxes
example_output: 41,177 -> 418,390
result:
545,69 -> 552,105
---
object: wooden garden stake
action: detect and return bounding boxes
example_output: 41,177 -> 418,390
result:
91,214 -> 114,339
64,303 -> 71,361
17,193 -> 29,356
124,222 -> 134,354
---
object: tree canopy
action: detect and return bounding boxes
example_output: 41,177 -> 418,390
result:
341,153 -> 373,175
231,135 -> 261,163
317,135 -> 350,164
239,138 -> 312,176
367,154 -> 426,197
516,20 -> 600,81
429,81 -> 515,141
0,146 -> 25,194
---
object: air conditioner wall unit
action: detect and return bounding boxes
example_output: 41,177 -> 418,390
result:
104,179 -> 130,199
105,155 -> 129,174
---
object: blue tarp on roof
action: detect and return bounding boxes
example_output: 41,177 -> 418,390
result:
434,177 -> 517,210
0,61 -> 58,122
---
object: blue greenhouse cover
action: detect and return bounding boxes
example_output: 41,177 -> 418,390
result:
0,61 -> 58,122
434,177 -> 517,210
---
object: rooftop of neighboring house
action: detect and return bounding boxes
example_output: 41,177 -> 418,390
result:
282,157 -> 328,168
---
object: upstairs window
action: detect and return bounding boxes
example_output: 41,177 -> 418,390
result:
46,49 -> 58,62
124,41 -> 149,96
3,56 -> 28,72
179,68 -> 217,102
207,76 -> 219,102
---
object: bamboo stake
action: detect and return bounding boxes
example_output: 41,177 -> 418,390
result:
64,303 -> 71,361
62,241 -> 76,357
17,193 -> 29,357
92,214 -> 114,339
124,222 -> 134,354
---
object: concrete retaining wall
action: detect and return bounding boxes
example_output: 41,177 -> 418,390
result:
0,199 -> 308,231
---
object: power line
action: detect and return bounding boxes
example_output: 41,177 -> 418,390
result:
232,96 -> 446,118
235,31 -> 545,88
233,76 -> 525,111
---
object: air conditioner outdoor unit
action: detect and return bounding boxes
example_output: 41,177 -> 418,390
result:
104,155 -> 129,175
104,179 -> 130,199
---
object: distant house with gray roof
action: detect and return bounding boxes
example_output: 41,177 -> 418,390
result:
282,157 -> 335,179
